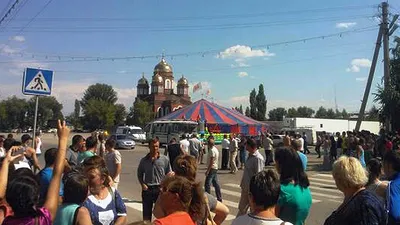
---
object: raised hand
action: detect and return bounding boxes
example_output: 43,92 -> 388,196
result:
6,146 -> 23,163
57,120 -> 70,140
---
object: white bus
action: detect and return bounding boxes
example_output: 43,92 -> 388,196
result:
115,125 -> 146,143
145,120 -> 198,145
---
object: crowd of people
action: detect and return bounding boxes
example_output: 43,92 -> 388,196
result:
0,125 -> 400,225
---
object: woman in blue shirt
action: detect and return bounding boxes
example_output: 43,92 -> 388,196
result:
83,156 -> 127,225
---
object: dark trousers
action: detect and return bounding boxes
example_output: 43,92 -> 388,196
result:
221,148 -> 230,169
265,150 -> 272,165
141,185 -> 160,221
316,144 -> 321,157
304,142 -> 310,154
204,168 -> 222,201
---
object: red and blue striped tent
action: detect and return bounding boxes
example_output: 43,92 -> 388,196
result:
156,99 -> 268,135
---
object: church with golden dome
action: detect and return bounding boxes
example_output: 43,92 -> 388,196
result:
135,58 -> 191,118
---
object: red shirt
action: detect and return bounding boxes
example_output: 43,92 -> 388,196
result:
386,141 -> 393,151
153,212 -> 195,225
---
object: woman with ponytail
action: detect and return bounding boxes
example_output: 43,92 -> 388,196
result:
154,176 -> 205,225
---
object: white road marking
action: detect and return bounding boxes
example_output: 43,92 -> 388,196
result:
311,192 -> 342,199
315,173 -> 333,178
309,181 -> 338,189
309,177 -> 337,185
310,186 -> 342,194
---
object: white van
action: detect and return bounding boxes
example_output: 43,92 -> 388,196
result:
145,120 -> 198,145
115,126 -> 146,143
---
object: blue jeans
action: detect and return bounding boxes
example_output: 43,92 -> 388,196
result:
204,168 -> 222,201
240,150 -> 247,165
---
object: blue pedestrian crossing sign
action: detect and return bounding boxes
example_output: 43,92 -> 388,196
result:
22,68 -> 54,96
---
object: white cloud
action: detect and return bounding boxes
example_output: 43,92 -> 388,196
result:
7,59 -> 50,76
336,22 -> 357,29
117,70 -> 127,74
114,87 -> 137,107
10,35 -> 25,42
217,45 -> 275,59
356,77 -> 367,82
189,81 -> 212,94
0,44 -> 19,54
238,72 -> 248,78
346,58 -> 371,73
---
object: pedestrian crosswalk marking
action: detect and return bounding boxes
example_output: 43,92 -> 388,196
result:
310,186 -> 342,194
309,181 -> 338,189
221,188 -> 241,197
309,177 -> 336,185
224,183 -> 240,189
315,173 -> 333,178
123,173 -> 342,222
312,192 -> 342,199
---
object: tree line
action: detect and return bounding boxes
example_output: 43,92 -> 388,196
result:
0,83 -> 155,131
234,84 -> 380,122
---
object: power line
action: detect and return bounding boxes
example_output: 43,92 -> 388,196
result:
0,26 -> 377,63
0,0 -> 26,28
4,4 -> 376,23
0,15 -> 374,33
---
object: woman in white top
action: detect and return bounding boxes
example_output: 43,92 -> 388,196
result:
366,158 -> 387,201
232,170 -> 293,225
35,132 -> 42,155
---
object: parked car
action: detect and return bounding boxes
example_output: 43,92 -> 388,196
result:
110,134 -> 136,149
272,134 -> 285,147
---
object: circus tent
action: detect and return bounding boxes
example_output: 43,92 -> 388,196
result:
156,99 -> 268,135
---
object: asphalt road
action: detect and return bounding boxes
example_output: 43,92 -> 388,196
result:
3,133 -> 342,225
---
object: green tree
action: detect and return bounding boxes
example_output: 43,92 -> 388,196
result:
114,104 -> 127,125
374,36 -> 400,130
341,109 -> 350,119
83,99 -> 116,130
0,96 -> 28,130
255,84 -> 267,121
287,107 -> 298,118
297,106 -> 314,118
81,83 -> 118,107
366,105 -> 380,121
268,107 -> 287,121
239,105 -> 243,114
249,89 -> 257,119
26,96 -> 63,129
315,106 -> 328,118
81,83 -> 121,130
326,108 -> 336,119
67,99 -> 81,129
245,106 -> 250,117
127,99 -> 154,127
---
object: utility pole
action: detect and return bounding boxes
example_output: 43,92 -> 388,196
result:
355,2 -> 398,132
382,2 -> 391,132
355,27 -> 383,132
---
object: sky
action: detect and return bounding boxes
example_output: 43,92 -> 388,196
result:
0,0 -> 399,116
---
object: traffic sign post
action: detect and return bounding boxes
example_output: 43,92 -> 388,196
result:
22,68 -> 54,149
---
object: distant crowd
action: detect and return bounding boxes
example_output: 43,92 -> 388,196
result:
0,125 -> 399,225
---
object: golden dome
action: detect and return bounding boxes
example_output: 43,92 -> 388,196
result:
178,75 -> 188,86
154,58 -> 173,73
152,73 -> 163,84
138,74 -> 149,86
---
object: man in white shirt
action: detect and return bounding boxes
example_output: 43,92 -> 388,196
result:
229,134 -> 239,174
237,137 -> 265,216
262,132 -> 274,166
205,136 -> 222,202
296,133 -> 305,153
221,134 -> 230,170
179,134 -> 190,154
